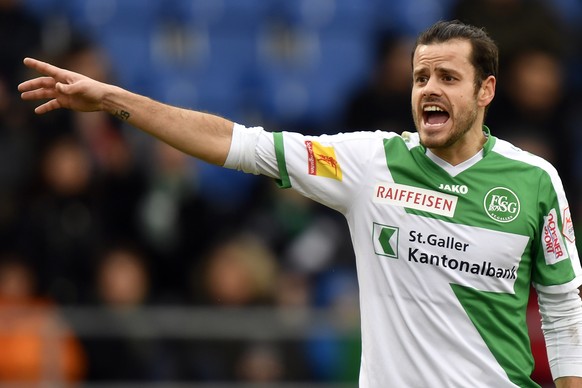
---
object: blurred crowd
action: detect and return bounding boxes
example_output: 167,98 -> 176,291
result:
1,0 -> 581,385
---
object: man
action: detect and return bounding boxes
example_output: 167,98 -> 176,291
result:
18,20 -> 582,387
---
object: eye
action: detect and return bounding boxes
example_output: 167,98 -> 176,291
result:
442,75 -> 456,82
415,76 -> 428,84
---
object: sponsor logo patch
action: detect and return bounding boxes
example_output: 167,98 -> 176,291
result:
372,223 -> 399,258
305,141 -> 342,181
483,187 -> 520,223
542,208 -> 569,265
374,182 -> 457,217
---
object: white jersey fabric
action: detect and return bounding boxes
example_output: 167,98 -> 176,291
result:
224,124 -> 582,387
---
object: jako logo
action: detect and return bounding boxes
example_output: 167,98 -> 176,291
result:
439,184 -> 468,194
483,187 -> 520,223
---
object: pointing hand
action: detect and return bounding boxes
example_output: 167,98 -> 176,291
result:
18,57 -> 109,114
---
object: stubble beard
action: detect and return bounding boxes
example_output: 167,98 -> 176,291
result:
414,101 -> 479,150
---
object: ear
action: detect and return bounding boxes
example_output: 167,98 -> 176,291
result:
478,75 -> 496,108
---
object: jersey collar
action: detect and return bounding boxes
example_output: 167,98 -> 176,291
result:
417,125 -> 496,177
418,125 -> 495,156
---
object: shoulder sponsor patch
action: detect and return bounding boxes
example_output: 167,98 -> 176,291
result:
305,140 -> 342,181
373,182 -> 457,217
542,208 -> 569,265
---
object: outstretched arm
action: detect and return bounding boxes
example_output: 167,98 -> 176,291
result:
18,57 -> 234,165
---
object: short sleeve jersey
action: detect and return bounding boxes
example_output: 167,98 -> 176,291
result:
241,126 -> 582,387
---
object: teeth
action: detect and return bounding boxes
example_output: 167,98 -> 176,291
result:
424,106 -> 444,112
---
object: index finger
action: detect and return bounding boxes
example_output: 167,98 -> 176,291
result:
23,57 -> 67,79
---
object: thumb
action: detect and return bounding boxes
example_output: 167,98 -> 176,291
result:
55,82 -> 73,94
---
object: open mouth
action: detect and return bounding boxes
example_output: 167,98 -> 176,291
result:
422,105 -> 450,127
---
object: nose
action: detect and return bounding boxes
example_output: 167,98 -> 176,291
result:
421,76 -> 441,97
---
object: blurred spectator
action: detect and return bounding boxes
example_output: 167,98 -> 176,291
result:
0,253 -> 86,384
59,39 -> 128,173
0,74 -> 36,251
57,37 -> 113,84
138,142 -> 191,257
94,245 -> 151,308
487,46 -> 569,163
82,244 -> 176,381
244,184 -> 355,274
170,235 -> 279,381
136,141 -> 202,298
18,135 -> 99,304
134,139 -> 260,298
181,234 -> 314,382
92,120 -> 147,247
275,271 -> 313,308
451,0 -> 566,62
234,341 -> 284,382
194,234 -> 280,307
342,32 -> 415,132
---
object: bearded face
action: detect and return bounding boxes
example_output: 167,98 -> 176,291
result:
411,39 -> 494,162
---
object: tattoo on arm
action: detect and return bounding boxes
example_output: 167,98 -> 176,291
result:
114,110 -> 131,121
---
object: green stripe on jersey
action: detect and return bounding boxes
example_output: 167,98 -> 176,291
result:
451,275 -> 539,387
273,132 -> 292,189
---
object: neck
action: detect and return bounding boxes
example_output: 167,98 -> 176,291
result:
428,127 -> 487,166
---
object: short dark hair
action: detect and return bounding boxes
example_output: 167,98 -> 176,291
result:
413,20 -> 499,89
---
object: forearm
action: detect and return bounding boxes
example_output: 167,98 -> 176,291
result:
101,85 -> 234,165
538,287 -> 582,383
555,376 -> 582,388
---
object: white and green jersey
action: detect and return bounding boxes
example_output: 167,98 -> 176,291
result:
225,125 -> 582,387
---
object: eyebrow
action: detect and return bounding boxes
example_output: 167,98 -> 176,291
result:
413,65 -> 462,78
412,67 -> 428,78
435,66 -> 462,76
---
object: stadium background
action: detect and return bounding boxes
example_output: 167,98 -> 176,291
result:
0,0 -> 582,386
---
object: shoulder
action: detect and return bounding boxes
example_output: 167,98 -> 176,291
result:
307,130 -> 407,143
491,137 -> 563,190
492,136 -> 558,175
284,130 -> 415,152
314,130 -> 420,147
